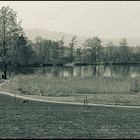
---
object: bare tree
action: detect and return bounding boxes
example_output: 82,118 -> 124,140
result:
119,38 -> 128,48
105,41 -> 115,63
119,38 -> 131,63
75,48 -> 82,62
69,35 -> 78,62
0,6 -> 23,79
58,36 -> 65,60
84,36 -> 102,63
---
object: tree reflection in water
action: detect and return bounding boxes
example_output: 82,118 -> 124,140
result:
6,65 -> 140,78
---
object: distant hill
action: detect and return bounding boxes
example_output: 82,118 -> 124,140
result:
24,28 -> 140,48
24,28 -> 87,48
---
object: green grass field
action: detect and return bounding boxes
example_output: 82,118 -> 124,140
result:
1,93 -> 140,138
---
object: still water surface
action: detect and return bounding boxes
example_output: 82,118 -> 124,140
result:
33,65 -> 140,78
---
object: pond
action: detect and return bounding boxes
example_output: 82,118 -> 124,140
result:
32,65 -> 140,78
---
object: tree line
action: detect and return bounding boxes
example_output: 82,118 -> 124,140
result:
31,35 -> 140,66
0,6 -> 140,79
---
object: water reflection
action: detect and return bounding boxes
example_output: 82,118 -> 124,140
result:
33,65 -> 140,78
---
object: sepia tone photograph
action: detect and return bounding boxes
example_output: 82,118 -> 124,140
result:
0,0 -> 140,139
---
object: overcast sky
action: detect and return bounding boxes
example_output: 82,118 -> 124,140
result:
1,1 -> 140,38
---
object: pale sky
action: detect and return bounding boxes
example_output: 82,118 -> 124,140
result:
1,1 -> 140,38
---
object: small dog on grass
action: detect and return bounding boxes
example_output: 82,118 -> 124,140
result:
21,99 -> 30,104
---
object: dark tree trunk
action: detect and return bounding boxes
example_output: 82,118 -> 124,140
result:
4,63 -> 7,79
3,17 -> 7,79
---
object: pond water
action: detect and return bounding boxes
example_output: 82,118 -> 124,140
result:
32,65 -> 140,78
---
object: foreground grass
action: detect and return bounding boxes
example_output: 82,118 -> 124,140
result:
1,93 -> 140,138
23,93 -> 140,106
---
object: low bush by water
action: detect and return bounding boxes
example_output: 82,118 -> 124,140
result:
3,74 -> 140,96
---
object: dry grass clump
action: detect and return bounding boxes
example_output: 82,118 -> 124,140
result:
5,74 -> 140,97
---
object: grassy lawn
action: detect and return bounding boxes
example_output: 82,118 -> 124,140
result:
0,93 -> 140,138
23,93 -> 140,106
